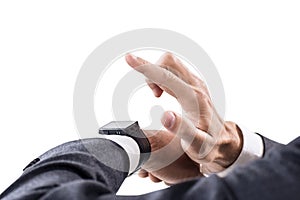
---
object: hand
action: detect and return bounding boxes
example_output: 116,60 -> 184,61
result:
140,129 -> 202,185
126,53 -> 243,175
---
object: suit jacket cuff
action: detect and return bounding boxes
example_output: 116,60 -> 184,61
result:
98,135 -> 140,174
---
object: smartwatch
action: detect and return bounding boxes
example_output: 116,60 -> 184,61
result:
99,121 -> 151,170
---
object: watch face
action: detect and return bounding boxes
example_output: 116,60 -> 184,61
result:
99,121 -> 136,130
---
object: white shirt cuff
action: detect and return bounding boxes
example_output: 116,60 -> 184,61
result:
98,135 -> 140,175
217,125 -> 264,177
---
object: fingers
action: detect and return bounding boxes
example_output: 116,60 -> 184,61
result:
129,52 -> 185,97
149,174 -> 162,183
138,169 -> 149,178
156,52 -> 188,79
161,111 -> 213,161
161,111 -> 206,143
145,79 -> 163,97
125,54 -> 149,67
128,61 -> 194,101
126,54 -> 164,97
126,53 -> 207,126
138,169 -> 162,183
164,181 -> 174,186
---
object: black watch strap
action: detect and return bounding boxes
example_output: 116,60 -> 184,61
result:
99,121 -> 151,171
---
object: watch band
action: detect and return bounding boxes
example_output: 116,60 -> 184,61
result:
99,121 -> 151,171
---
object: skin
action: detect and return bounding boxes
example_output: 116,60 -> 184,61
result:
125,53 -> 243,184
140,129 -> 203,185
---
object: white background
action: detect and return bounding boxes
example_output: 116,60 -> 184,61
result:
0,0 -> 299,196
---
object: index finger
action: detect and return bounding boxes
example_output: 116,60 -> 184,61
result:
126,54 -> 164,97
133,62 -> 201,125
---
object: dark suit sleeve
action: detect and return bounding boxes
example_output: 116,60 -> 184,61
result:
257,133 -> 283,156
0,138 -> 130,200
1,137 -> 300,200
129,137 -> 300,200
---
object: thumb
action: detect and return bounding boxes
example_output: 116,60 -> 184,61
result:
161,111 -> 210,151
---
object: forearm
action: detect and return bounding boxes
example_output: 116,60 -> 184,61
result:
0,138 -> 130,200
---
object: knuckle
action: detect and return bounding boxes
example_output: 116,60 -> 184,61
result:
162,52 -> 174,61
198,152 -> 214,163
159,52 -> 176,66
196,90 -> 210,104
161,69 -> 175,83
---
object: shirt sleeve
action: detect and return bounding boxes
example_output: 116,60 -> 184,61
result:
218,124 -> 264,177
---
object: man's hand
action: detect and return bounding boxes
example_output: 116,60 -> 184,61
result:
140,129 -> 202,185
126,53 -> 243,176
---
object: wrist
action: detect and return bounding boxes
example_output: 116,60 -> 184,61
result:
219,121 -> 243,168
217,125 -> 264,177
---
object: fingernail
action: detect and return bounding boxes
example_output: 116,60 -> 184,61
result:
161,112 -> 175,129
